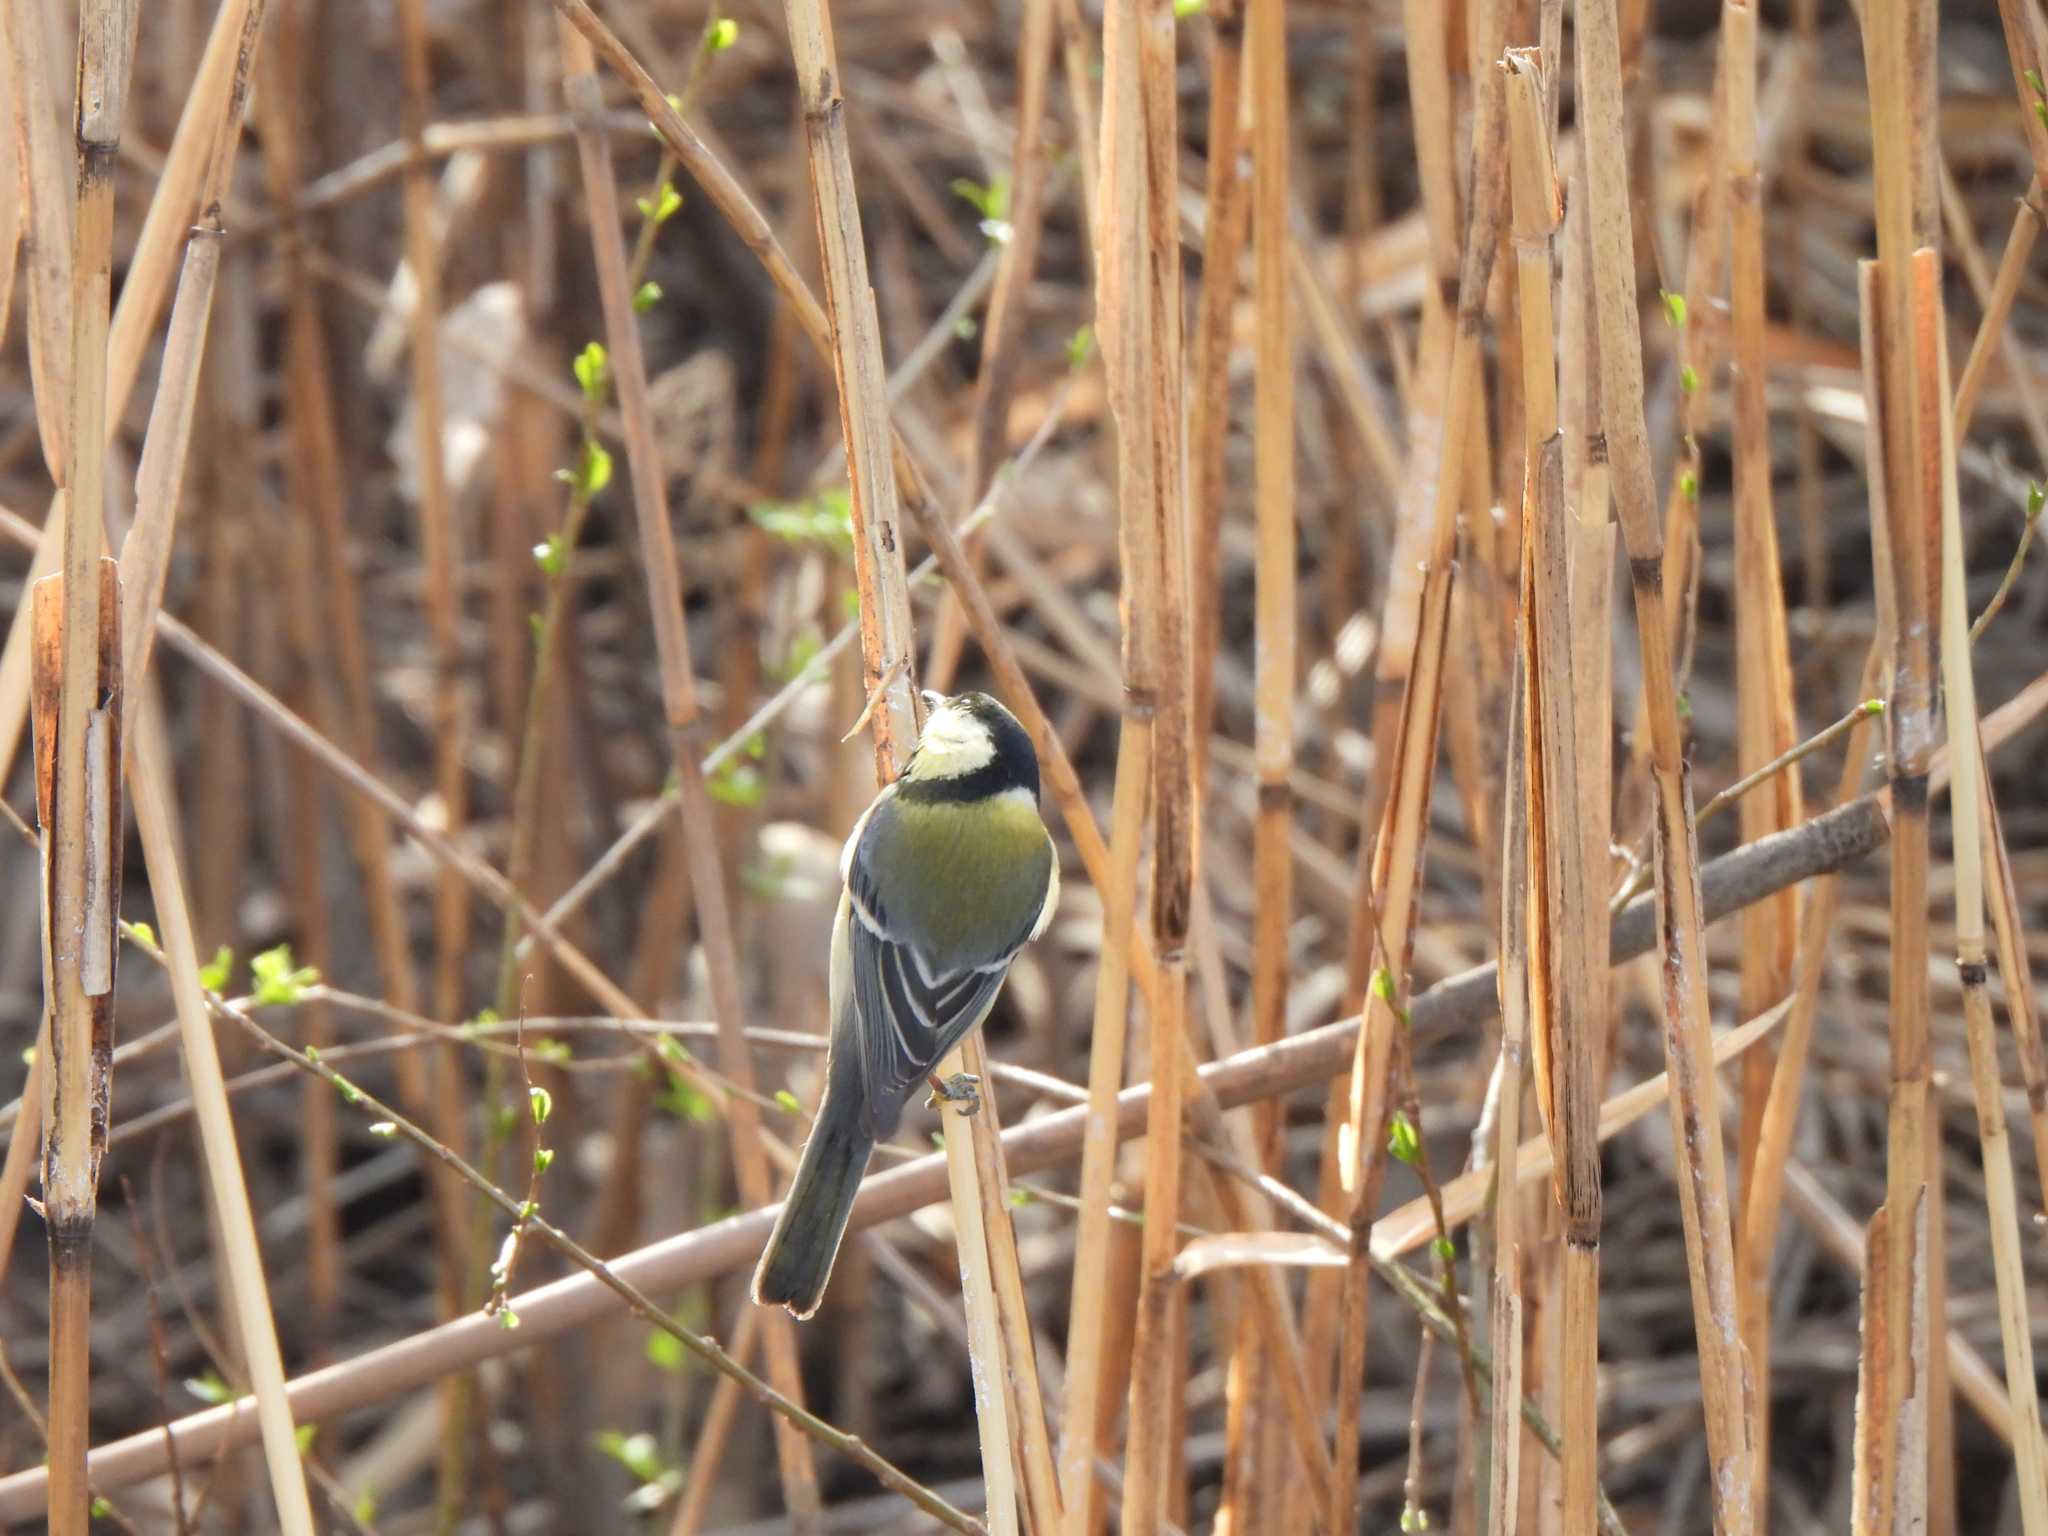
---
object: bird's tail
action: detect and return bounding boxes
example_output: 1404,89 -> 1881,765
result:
751,1054 -> 875,1319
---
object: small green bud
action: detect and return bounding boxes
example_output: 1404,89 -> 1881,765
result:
775,1089 -> 802,1115
635,182 -> 683,226
572,341 -> 609,403
1067,323 -> 1096,370
1679,362 -> 1700,395
1387,1109 -> 1420,1165
198,944 -> 234,993
129,921 -> 156,948
1434,1234 -> 1456,1264
1660,289 -> 1686,329
632,280 -> 662,313
705,16 -> 739,50
529,1085 -> 554,1125
534,1146 -> 555,1174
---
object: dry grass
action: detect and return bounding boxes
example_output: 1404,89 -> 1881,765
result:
1,1 -> 2047,1532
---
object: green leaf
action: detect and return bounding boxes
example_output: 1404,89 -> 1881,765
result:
1173,0 -> 1204,16
1066,323 -> 1095,370
1679,362 -> 1700,395
1371,967 -> 1396,1003
2029,481 -> 2045,521
1387,1109 -> 1420,1166
705,16 -> 739,50
633,280 -> 663,313
497,1306 -> 521,1329
1679,468 -> 1699,504
533,1037 -> 573,1064
333,1074 -> 364,1106
534,1146 -> 555,1174
949,175 -> 1009,223
655,1077 -> 716,1124
774,1089 -> 802,1115
198,944 -> 234,993
646,1325 -> 687,1372
529,1085 -> 554,1125
1433,1234 -> 1456,1264
2029,67 -> 2046,97
1659,289 -> 1686,329
353,1489 -> 379,1526
573,341 -> 610,403
90,1499 -> 111,1519
1009,1186 -> 1031,1207
129,921 -> 155,948
295,1424 -> 317,1453
251,943 -> 319,1006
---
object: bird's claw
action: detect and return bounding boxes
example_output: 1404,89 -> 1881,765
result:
925,1072 -> 982,1117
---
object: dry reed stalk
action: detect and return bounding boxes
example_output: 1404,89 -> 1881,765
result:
1853,0 -> 1941,1471
1057,718 -> 1150,1536
1919,246 -> 2048,1536
1107,0 -> 1195,1520
1488,668 -> 1530,1536
557,23 -> 825,1524
36,7 -> 136,1527
1979,776 -> 2048,1219
99,9 -> 317,1523
1993,0 -> 2048,184
1939,168 -> 2048,468
1295,7 -> 1461,1503
1329,30 -> 1509,1530
4,0 -> 74,482
1199,6 -> 1265,1523
922,0 -> 1059,692
1186,0 -> 1249,791
1576,0 -> 1756,1521
1247,0 -> 1295,1182
1722,6 -> 1803,1513
1503,49 -> 1609,1536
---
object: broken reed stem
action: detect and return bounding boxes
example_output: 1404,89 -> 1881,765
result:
558,23 -> 825,1522
1057,721 -> 1150,1536
1113,0 -> 1194,1514
1329,35 -> 1509,1533
40,7 -> 136,1530
1723,5 -> 1804,1515
1576,0 -> 1756,1523
1503,48 -> 1607,1536
1921,248 -> 2048,1536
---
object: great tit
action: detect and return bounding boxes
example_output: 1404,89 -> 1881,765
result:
752,689 -> 1060,1319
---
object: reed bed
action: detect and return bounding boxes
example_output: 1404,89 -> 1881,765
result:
1,1 -> 2046,1533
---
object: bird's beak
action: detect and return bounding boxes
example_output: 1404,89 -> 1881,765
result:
920,688 -> 946,713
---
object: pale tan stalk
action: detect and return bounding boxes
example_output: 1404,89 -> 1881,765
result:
1488,668 -> 1529,1536
1111,0 -> 1194,1519
4,0 -> 74,481
1939,166 -> 2048,466
557,24 -> 825,1525
1057,724 -> 1150,1536
1980,776 -> 2048,1218
1328,27 -> 1509,1530
1723,9 -> 1803,1515
1921,248 -> 2048,1536
104,8 -> 314,1524
38,9 -> 136,1528
1865,245 -> 1932,1525
1577,0 -> 1755,1523
1504,50 -> 1606,1536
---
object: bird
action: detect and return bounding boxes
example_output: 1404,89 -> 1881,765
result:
752,689 -> 1060,1319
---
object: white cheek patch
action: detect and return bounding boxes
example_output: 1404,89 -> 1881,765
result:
914,712 -> 995,776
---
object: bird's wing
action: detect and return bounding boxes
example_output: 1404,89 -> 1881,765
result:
840,797 -> 1048,1134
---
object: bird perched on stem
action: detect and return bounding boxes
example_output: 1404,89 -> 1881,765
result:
752,690 -> 1059,1319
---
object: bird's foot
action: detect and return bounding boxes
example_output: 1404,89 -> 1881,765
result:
925,1072 -> 982,1117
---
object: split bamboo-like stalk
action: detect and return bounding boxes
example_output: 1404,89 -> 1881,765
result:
1504,49 -> 1610,1536
1104,0 -> 1195,1520
37,7 -> 137,1529
1576,0 -> 1757,1522
557,24 -> 826,1526
1855,0 -> 1942,1500
1918,246 -> 2048,1536
1722,7 -> 1804,1516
